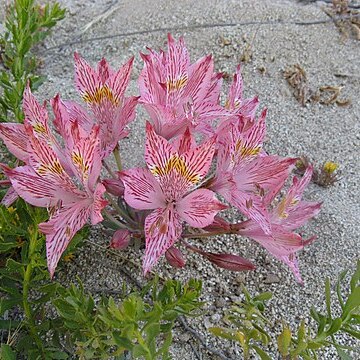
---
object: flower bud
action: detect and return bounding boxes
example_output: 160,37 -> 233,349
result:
103,178 -> 124,197
203,216 -> 231,232
205,252 -> 255,271
110,229 -> 131,250
165,247 -> 186,268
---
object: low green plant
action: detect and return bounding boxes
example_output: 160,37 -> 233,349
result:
210,260 -> 360,359
0,0 -> 65,122
51,277 -> 203,359
0,198 -> 89,359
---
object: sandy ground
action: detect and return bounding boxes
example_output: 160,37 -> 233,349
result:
4,0 -> 360,358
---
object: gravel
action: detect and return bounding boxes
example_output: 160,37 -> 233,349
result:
5,0 -> 360,358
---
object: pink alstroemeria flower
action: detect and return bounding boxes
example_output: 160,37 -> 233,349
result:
237,166 -> 321,284
57,53 -> 138,158
0,84 -> 71,205
212,110 -> 296,234
139,34 -> 230,139
120,123 -> 227,274
0,90 -> 107,277
225,64 -> 259,121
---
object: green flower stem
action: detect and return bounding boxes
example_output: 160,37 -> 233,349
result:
182,229 -> 237,239
102,208 -> 128,229
102,160 -> 117,178
113,144 -> 122,171
104,193 -> 137,227
23,226 -> 45,357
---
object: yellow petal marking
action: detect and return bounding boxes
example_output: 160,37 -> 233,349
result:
166,76 -> 188,92
37,159 -> 65,176
71,151 -> 89,180
82,85 -> 120,106
150,156 -> 200,184
33,122 -> 47,134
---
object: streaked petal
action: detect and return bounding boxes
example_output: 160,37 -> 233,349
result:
234,156 -> 296,194
145,122 -> 177,177
23,84 -> 52,143
0,123 -> 28,161
39,202 -> 92,278
1,186 -> 18,206
3,165 -> 76,207
165,34 -> 190,106
179,136 -> 216,185
89,183 -> 107,224
280,202 -> 322,230
143,206 -> 182,274
226,64 -> 243,111
183,54 -> 213,104
74,52 -> 102,101
172,127 -> 195,154
107,57 -> 134,103
231,190 -> 271,235
177,189 -> 227,228
120,168 -> 166,210
67,124 -> 101,190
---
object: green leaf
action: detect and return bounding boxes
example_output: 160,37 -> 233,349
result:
132,343 -> 150,358
0,344 -> 16,360
252,345 -> 272,360
310,306 -> 320,322
209,327 -> 239,342
253,292 -> 272,302
112,332 -> 133,350
144,322 -> 161,344
325,317 -> 342,337
325,277 -> 332,319
342,287 -> 360,321
336,347 -> 353,360
277,326 -> 291,356
350,260 -> 360,292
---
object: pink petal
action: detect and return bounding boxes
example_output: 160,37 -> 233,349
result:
3,165 -> 76,207
89,183 -> 107,224
226,64 -> 243,111
107,57 -> 134,104
112,95 -> 139,144
177,189 -> 227,228
0,123 -> 28,162
281,202 -> 322,231
145,122 -> 177,177
1,186 -> 18,206
179,136 -> 216,185
62,100 -> 93,133
26,130 -> 77,192
51,94 -> 70,139
40,202 -> 92,278
238,222 -> 308,284
204,72 -> 223,104
231,190 -> 271,235
183,54 -> 213,104
234,156 -> 296,194
120,168 -> 166,210
97,58 -> 111,83
165,34 -> 190,106
23,84 -> 51,142
138,52 -> 166,105
172,127 -> 195,154
74,52 -> 102,101
143,206 -> 183,274
67,124 -> 101,191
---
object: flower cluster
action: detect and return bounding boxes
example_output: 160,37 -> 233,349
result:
0,34 -> 321,283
